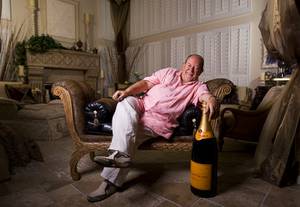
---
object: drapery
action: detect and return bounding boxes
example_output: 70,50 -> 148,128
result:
255,0 -> 300,186
0,0 -> 2,20
99,44 -> 145,96
110,0 -> 130,83
99,46 -> 118,96
0,20 -> 27,81
125,45 -> 144,81
0,20 -> 14,81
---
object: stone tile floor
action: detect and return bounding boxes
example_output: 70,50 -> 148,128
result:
0,137 -> 300,207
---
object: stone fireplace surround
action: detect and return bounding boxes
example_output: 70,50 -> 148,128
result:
0,49 -> 101,142
26,49 -> 100,102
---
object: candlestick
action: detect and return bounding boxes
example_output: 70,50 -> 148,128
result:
28,0 -> 36,8
84,13 -> 91,25
18,65 -> 25,77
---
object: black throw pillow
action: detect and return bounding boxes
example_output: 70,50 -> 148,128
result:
173,104 -> 201,137
84,98 -> 117,135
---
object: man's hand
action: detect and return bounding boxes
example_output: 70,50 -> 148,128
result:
112,80 -> 154,102
112,90 -> 129,102
204,96 -> 220,120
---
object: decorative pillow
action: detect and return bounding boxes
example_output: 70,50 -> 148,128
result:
173,104 -> 201,136
84,99 -> 202,137
5,84 -> 37,104
84,98 -> 117,135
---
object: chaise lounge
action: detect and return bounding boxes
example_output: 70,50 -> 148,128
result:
52,78 -> 234,181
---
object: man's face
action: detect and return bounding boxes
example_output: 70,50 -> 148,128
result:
181,56 -> 203,83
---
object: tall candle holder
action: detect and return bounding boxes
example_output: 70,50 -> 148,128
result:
18,65 -> 25,83
28,0 -> 39,36
84,13 -> 91,51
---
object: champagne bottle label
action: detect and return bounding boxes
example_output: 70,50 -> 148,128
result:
195,129 -> 214,141
190,160 -> 212,190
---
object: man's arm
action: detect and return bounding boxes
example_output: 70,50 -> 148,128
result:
112,80 -> 154,101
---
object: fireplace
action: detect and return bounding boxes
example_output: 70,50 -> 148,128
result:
26,49 -> 100,102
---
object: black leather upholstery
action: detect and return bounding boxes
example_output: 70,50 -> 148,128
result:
84,98 -> 116,135
84,99 -> 201,137
173,104 -> 201,137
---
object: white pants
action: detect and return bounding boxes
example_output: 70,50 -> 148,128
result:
101,96 -> 157,186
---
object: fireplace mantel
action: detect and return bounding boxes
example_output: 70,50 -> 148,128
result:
27,49 -> 100,102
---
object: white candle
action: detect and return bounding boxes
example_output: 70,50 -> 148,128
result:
260,72 -> 265,81
84,13 -> 91,24
28,0 -> 36,8
18,65 -> 25,77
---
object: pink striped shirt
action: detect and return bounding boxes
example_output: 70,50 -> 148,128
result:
139,68 -> 210,139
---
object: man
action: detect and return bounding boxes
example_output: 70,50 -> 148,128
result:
87,54 -> 219,202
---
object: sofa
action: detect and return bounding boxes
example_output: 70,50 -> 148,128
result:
0,81 -> 23,181
0,81 -> 70,181
0,82 -> 23,120
0,81 -> 61,182
0,81 -> 69,141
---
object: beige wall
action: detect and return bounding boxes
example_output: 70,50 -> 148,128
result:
10,0 -> 32,38
129,0 -> 267,88
9,0 -> 267,88
94,0 -> 115,49
249,0 -> 268,88
10,0 -> 97,48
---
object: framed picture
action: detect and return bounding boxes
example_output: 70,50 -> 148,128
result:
261,43 -> 278,69
43,0 -> 79,44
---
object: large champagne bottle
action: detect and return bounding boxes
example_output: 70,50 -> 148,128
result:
190,101 -> 218,197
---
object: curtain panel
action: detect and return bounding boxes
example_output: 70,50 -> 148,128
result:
255,0 -> 300,186
110,0 -> 130,83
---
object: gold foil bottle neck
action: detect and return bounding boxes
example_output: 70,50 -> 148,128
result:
201,101 -> 207,110
194,101 -> 214,141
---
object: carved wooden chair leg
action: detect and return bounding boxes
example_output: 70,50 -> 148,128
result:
89,152 -> 95,161
69,148 -> 90,181
218,136 -> 224,152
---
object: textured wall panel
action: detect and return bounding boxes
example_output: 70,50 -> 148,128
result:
129,22 -> 250,85
129,0 -> 251,39
197,32 -> 213,81
198,0 -> 213,23
185,34 -> 197,55
230,24 -> 250,86
231,0 -> 250,13
148,42 -> 162,72
215,0 -> 230,17
171,36 -> 186,69
98,0 -> 114,40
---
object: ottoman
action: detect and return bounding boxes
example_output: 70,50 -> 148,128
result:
4,101 -> 69,141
